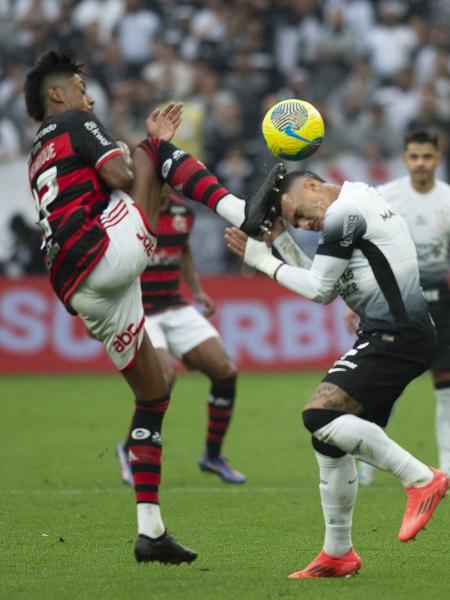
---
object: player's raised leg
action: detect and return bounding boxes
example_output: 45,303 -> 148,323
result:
303,387 -> 449,544
133,136 -> 286,237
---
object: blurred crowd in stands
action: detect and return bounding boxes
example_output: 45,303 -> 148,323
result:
0,0 -> 449,276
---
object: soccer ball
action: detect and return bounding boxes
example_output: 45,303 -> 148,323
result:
262,99 -> 325,161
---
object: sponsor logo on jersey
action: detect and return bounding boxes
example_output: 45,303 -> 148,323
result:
340,214 -> 360,247
35,122 -> 57,141
380,208 -> 395,221
113,323 -> 140,353
136,230 -> 156,257
84,121 -> 111,147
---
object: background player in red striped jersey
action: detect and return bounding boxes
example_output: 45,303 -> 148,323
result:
24,51 -> 197,565
116,186 -> 245,486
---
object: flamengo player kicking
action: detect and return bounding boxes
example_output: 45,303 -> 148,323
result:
225,166 -> 449,579
24,51 -> 263,564
25,51 -> 196,564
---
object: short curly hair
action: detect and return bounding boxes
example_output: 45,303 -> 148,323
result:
24,51 -> 84,122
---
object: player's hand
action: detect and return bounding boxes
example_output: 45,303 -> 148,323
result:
225,227 -> 282,278
194,291 -> 215,317
344,307 -> 360,334
145,102 -> 183,141
225,227 -> 248,261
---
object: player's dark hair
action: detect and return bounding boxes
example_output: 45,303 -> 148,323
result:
24,51 -> 84,122
278,170 -> 325,195
273,170 -> 325,216
404,129 -> 439,150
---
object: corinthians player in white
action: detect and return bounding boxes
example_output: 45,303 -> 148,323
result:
345,130 -> 450,484
224,167 -> 449,578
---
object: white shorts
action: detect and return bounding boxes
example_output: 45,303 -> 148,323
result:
70,191 -> 157,371
145,305 -> 219,360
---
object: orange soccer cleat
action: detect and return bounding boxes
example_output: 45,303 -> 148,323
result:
288,548 -> 362,579
398,467 -> 449,542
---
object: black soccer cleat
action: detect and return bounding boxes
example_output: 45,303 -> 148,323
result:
134,531 -> 198,565
241,162 -> 286,237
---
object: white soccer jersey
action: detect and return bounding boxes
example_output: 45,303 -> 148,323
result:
378,177 -> 450,288
276,181 -> 434,343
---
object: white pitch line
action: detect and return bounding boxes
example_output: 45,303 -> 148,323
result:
1,485 -> 397,495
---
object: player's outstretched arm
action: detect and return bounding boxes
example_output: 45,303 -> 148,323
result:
225,227 -> 342,304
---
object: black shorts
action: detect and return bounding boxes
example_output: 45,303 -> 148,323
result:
425,287 -> 450,371
322,332 -> 436,427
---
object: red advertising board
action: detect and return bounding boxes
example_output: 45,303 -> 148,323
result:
0,276 -> 355,373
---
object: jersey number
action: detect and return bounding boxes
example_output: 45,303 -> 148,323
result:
32,165 -> 59,240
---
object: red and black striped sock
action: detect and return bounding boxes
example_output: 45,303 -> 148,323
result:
138,137 -> 230,211
206,376 -> 237,459
127,395 -> 170,505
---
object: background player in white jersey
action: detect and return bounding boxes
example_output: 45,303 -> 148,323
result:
345,130 -> 450,483
225,167 -> 449,579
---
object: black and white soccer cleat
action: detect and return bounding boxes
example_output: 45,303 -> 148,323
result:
241,162 -> 286,238
134,531 -> 198,565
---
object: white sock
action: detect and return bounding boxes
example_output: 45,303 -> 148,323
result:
215,194 -> 246,227
315,452 -> 357,557
137,503 -> 165,538
435,386 -> 450,474
314,414 -> 433,487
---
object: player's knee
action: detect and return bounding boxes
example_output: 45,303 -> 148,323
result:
222,360 -> 237,380
210,360 -> 237,382
302,408 -> 345,434
311,436 -> 347,458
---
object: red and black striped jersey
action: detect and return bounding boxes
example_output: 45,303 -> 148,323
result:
141,192 -> 193,315
28,109 -> 123,311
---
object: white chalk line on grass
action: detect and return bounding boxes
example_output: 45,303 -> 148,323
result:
2,485 -> 398,495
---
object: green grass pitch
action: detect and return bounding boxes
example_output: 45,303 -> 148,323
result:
1,372 -> 449,599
